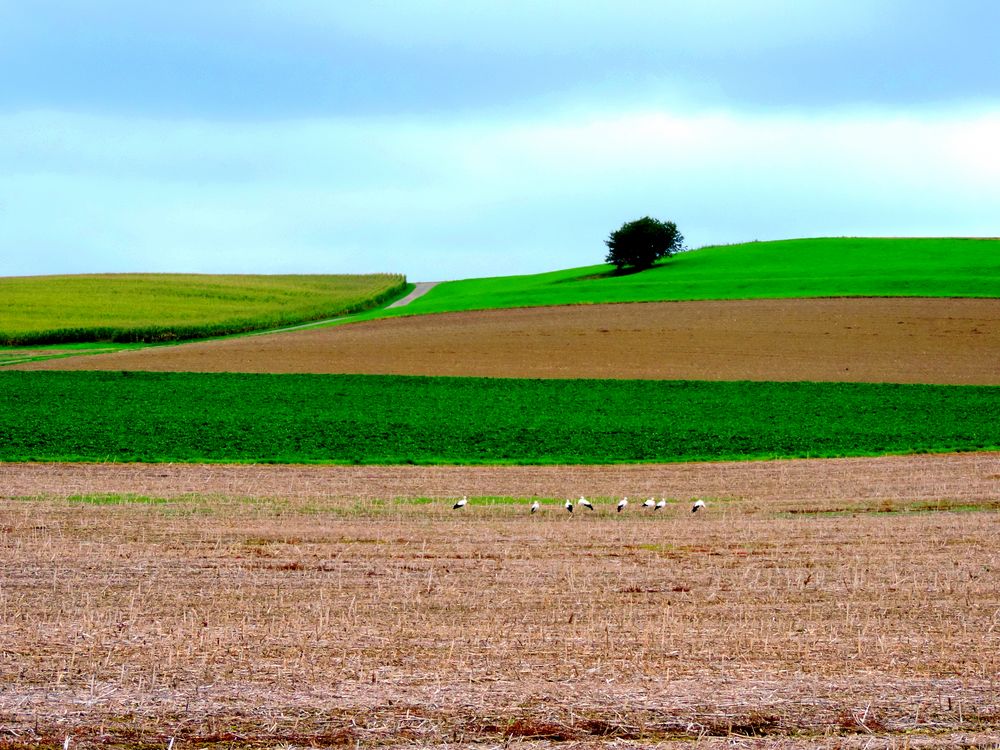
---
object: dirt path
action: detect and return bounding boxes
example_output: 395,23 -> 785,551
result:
17,297 -> 1000,384
244,281 -> 440,336
387,280 -> 439,308
232,282 -> 440,336
245,314 -> 352,335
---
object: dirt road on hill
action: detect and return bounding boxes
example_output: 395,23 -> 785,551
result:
386,280 -> 439,307
15,297 -> 1000,384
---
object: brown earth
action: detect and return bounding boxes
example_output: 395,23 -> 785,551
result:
3,451 -> 998,508
1,453 -> 998,748
14,297 -> 1000,384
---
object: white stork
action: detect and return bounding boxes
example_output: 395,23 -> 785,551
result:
616,497 -> 628,513
691,499 -> 706,513
565,498 -> 574,513
453,496 -> 468,510
530,500 -> 540,514
579,496 -> 594,511
654,498 -> 667,511
642,497 -> 655,509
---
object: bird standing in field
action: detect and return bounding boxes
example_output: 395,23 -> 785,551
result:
691,499 -> 706,513
565,498 -> 574,513
530,500 -> 540,514
655,499 -> 667,511
453,496 -> 467,510
579,496 -> 594,511
642,498 -> 655,509
617,497 -> 628,513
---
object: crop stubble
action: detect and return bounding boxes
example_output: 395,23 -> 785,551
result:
2,452 -> 998,508
1,454 -> 998,748
16,297 -> 1000,385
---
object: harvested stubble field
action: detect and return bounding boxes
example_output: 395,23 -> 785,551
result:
2,452 -> 998,507
1,454 -> 999,749
18,298 -> 1000,385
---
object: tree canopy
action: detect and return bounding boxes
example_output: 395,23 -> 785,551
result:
604,217 -> 684,271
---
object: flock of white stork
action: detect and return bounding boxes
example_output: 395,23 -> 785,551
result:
451,496 -> 707,514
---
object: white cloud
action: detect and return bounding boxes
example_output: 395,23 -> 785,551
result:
1,105 -> 998,279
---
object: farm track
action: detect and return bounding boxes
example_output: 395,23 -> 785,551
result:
15,297 -> 1000,384
386,280 -> 440,307
1,452 -> 998,748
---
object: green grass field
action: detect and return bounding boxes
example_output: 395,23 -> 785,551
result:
0,341 -> 150,367
384,237 -> 1000,317
1,371 -> 996,464
0,273 -> 407,345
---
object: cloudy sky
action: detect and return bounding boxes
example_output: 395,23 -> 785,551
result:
2,1 -> 998,280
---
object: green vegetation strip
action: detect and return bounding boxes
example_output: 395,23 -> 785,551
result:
1,372 -> 997,464
0,273 -> 407,345
388,237 -> 1000,316
0,341 -> 149,367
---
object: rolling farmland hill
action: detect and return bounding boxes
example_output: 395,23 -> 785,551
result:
4,237 -> 999,747
22,297 -> 1000,385
385,237 -> 1000,317
0,272 -> 407,345
6,236 -> 999,465
12,236 -> 1000,377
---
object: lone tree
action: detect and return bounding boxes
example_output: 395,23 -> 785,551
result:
605,216 -> 684,271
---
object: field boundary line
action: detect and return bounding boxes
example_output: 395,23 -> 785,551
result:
246,315 -> 353,336
245,282 -> 439,336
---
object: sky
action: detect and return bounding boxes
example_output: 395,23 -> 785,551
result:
2,1 -> 998,281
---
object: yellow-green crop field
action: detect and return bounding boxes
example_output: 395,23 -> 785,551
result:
0,273 -> 407,345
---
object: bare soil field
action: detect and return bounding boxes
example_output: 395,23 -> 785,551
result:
2,454 -> 999,748
15,298 -> 1000,384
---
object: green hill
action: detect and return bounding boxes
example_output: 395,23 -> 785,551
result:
5,238 -> 996,350
386,237 -> 1000,317
0,273 -> 407,345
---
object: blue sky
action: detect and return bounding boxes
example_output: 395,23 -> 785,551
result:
2,1 -> 998,280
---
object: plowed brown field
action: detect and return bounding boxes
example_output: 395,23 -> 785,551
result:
2,453 -> 999,748
16,297 -> 1000,384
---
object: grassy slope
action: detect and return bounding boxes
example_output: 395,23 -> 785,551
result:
0,273 -> 407,345
0,342 -> 149,367
385,238 -> 1000,317
1,371 -> 996,464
